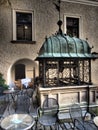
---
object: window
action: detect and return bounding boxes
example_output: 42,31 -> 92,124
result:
16,12 -> 32,41
12,10 -> 35,43
64,15 -> 81,38
66,17 -> 79,37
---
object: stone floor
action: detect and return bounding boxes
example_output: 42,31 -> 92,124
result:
1,90 -> 98,130
0,89 -> 98,130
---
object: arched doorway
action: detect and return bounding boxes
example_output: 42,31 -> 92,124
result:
8,59 -> 39,84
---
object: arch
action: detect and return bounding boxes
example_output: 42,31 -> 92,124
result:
7,58 -> 39,85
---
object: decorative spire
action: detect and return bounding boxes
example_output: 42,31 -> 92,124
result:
57,20 -> 62,34
53,0 -> 63,35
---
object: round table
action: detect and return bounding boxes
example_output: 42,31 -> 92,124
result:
93,116 -> 98,127
3,89 -> 19,94
0,114 -> 35,130
3,89 -> 19,101
3,89 -> 19,97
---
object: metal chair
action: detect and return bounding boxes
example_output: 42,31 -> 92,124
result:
9,93 -> 35,130
0,96 -> 8,118
37,98 -> 59,130
15,94 -> 30,114
69,103 -> 98,130
21,88 -> 34,98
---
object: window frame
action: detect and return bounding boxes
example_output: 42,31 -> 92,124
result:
63,14 -> 83,38
12,9 -> 35,43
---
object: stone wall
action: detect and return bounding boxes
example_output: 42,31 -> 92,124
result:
38,85 -> 98,111
0,0 -> 98,84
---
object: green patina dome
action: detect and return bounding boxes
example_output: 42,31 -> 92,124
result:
37,33 -> 95,59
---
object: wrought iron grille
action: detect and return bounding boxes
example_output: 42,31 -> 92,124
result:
39,59 -> 91,87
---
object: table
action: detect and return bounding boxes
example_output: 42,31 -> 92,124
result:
0,114 -> 35,130
93,116 -> 98,127
3,89 -> 20,113
3,89 -> 19,95
3,89 -> 19,102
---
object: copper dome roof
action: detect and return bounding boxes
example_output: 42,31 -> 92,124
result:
36,33 -> 96,59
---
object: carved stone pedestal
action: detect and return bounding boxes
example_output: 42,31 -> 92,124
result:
38,85 -> 98,111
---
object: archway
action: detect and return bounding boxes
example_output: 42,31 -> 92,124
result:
7,58 -> 39,85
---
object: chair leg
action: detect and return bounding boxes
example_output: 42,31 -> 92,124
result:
50,126 -> 53,130
33,119 -> 38,130
30,126 -> 34,130
59,123 -> 70,130
56,123 -> 60,130
59,123 -> 65,129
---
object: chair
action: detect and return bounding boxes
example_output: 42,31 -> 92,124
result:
23,88 -> 34,99
0,86 -> 5,96
10,93 -> 35,130
0,96 -> 8,118
69,104 -> 98,130
15,94 -> 30,114
37,98 -> 59,130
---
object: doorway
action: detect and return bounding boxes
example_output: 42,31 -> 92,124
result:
8,58 -> 39,84
15,64 -> 25,80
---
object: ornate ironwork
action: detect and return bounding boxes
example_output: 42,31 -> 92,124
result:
39,59 -> 92,87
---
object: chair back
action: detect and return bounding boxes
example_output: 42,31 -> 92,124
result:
15,94 -> 30,114
26,88 -> 34,98
0,96 -> 8,118
42,98 -> 59,117
69,104 -> 83,123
